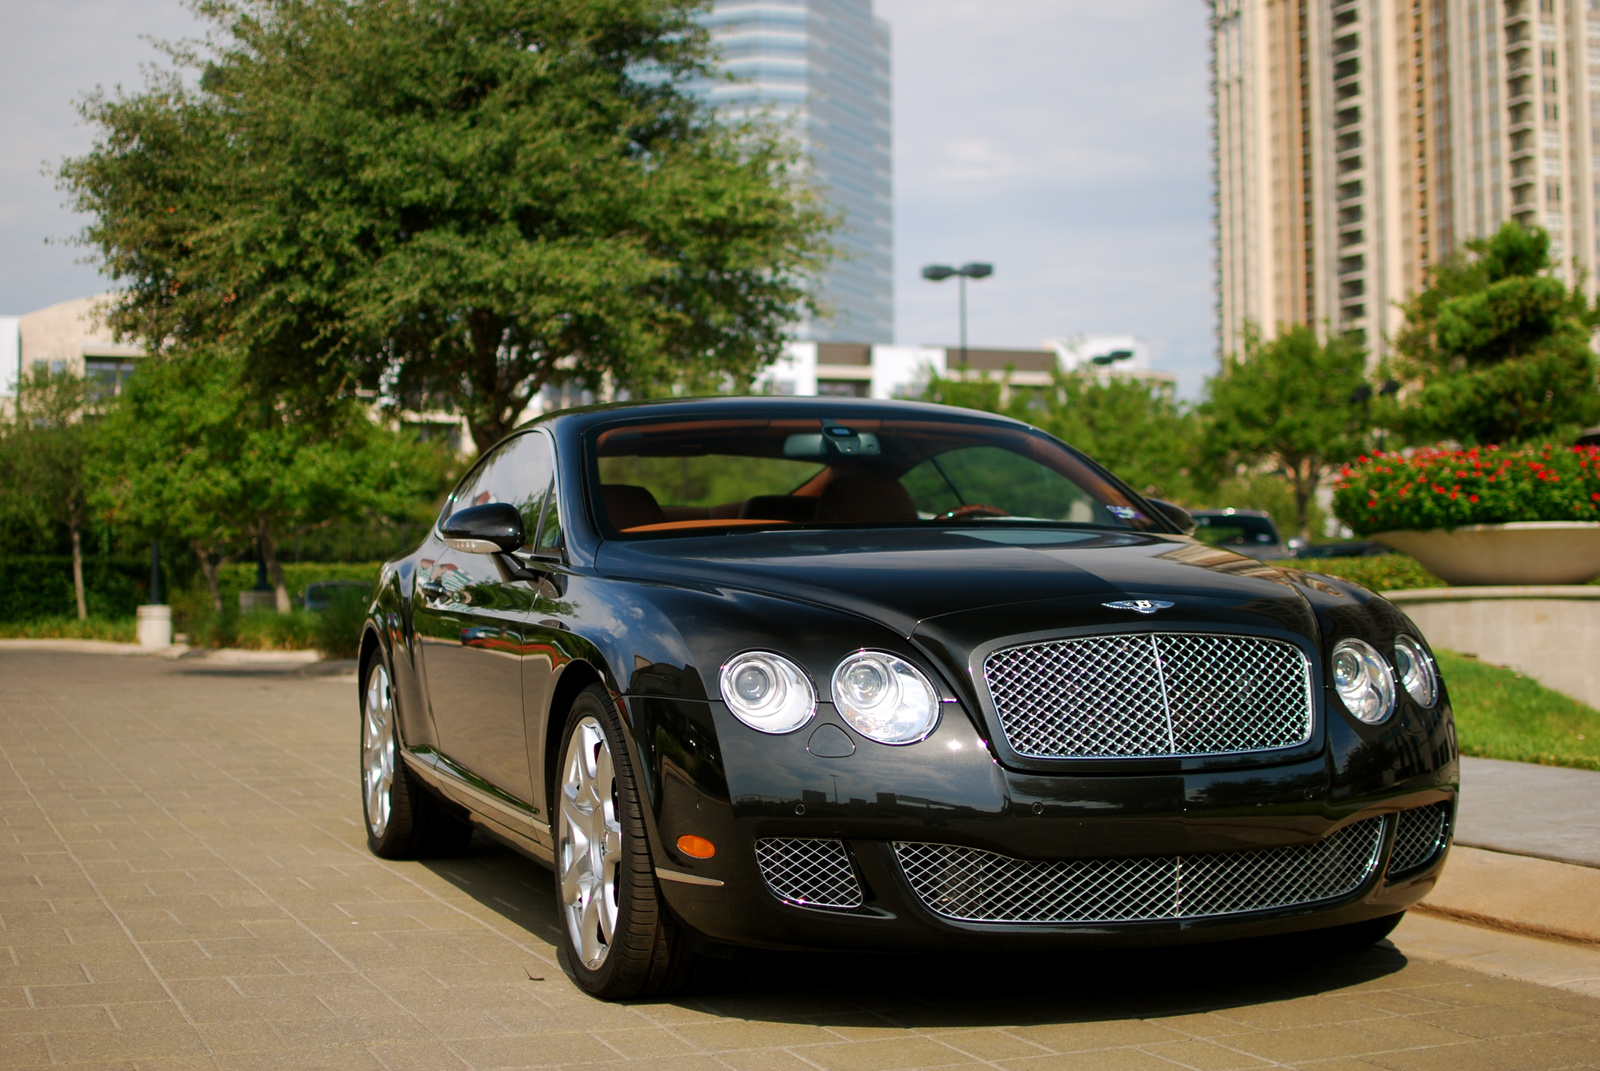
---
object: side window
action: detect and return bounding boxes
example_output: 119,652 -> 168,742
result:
445,433 -> 554,538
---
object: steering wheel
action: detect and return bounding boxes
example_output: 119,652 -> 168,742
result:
937,503 -> 1011,520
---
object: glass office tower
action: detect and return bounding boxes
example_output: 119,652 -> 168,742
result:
699,0 -> 894,343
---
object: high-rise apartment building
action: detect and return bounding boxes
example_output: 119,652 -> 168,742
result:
699,0 -> 894,343
1209,0 -> 1600,362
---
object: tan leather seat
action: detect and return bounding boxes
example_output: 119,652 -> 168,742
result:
816,476 -> 918,523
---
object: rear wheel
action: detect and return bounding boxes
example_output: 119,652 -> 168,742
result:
554,684 -> 699,999
361,658 -> 472,859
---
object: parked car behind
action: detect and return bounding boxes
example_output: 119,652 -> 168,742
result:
1191,508 -> 1303,559
303,580 -> 369,613
1193,508 -> 1384,560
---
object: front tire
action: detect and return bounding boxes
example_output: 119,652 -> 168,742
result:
361,656 -> 472,859
554,684 -> 698,999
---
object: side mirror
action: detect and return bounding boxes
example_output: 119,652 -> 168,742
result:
441,502 -> 525,554
1148,498 -> 1196,536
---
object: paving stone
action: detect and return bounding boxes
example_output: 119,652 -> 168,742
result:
5,648 -> 1600,1071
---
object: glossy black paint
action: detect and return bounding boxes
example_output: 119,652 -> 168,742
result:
360,396 -> 1458,954
440,502 -> 527,553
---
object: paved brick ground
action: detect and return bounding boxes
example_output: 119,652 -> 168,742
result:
2,649 -> 1598,1071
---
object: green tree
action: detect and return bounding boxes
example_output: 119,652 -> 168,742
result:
62,0 -> 834,453
91,351 -> 454,614
0,371 -> 99,619
1201,325 -> 1369,543
923,371 -> 1198,502
1390,222 -> 1600,445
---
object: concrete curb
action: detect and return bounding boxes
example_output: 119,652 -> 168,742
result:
1419,845 -> 1600,947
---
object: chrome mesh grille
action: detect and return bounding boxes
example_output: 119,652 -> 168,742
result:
984,632 -> 1313,759
755,837 -> 863,909
894,818 -> 1383,924
1389,803 -> 1452,876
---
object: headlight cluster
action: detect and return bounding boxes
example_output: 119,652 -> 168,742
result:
719,649 -> 942,744
1331,635 -> 1439,724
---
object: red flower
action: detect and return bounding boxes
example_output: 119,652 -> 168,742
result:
1469,494 -> 1479,503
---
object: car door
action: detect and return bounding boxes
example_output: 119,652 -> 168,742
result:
512,464 -> 574,816
414,432 -> 554,805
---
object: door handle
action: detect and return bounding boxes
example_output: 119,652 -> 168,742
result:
419,581 -> 447,602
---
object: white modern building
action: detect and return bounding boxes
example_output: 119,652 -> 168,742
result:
0,295 -> 142,400
699,0 -> 894,343
754,337 -> 1175,401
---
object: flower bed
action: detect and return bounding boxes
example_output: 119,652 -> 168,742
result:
1333,444 -> 1600,536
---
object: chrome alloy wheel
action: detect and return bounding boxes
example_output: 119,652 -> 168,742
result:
362,664 -> 396,838
558,716 -> 622,970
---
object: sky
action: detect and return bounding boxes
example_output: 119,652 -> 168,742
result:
0,0 -> 1218,396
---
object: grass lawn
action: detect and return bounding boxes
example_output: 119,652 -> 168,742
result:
1438,650 -> 1600,772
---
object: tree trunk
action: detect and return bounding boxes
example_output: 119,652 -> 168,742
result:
69,522 -> 87,621
259,519 -> 292,613
1291,458 -> 1319,545
195,543 -> 223,615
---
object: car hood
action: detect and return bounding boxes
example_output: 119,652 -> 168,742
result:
594,527 -> 1320,643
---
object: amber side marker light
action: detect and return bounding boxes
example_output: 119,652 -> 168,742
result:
676,835 -> 716,859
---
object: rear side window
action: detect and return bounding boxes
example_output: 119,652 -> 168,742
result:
444,433 -> 555,539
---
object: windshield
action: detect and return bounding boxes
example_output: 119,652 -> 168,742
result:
587,416 -> 1158,536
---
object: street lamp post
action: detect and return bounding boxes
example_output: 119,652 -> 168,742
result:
922,262 -> 993,367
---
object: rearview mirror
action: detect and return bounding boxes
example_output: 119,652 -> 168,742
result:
1148,499 -> 1196,536
441,502 -> 525,554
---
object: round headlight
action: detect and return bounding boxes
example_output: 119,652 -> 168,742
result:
1331,638 -> 1397,724
1393,635 -> 1438,708
719,652 -> 815,734
830,651 -> 941,744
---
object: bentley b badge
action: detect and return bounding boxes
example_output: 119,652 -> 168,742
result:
1103,599 -> 1174,615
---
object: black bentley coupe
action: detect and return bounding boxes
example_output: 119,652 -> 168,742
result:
358,396 -> 1457,999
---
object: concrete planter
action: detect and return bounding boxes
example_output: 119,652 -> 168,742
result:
1384,587 -> 1600,708
1373,521 -> 1600,586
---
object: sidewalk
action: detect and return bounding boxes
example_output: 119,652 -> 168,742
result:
1456,755 -> 1600,868
1416,756 -> 1600,951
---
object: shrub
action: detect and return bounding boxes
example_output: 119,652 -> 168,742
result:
1295,554 -> 1445,593
1332,443 -> 1600,536
233,610 -> 318,651
312,587 -> 368,660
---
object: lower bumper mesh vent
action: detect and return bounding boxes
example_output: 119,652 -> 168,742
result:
895,818 -> 1384,924
755,837 -> 863,909
1388,802 -> 1452,877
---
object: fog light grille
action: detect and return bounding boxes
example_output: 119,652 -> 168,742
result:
755,837 -> 863,909
984,633 -> 1313,759
895,818 -> 1383,924
1388,802 -> 1452,877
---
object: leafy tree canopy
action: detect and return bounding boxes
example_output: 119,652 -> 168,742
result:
0,371 -> 99,618
62,0 -> 835,452
1391,222 -> 1600,445
89,350 -> 455,613
1200,325 -> 1369,542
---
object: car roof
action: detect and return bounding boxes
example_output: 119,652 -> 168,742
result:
519,394 -> 1033,436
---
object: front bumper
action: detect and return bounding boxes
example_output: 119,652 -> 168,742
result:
636,696 -> 1458,953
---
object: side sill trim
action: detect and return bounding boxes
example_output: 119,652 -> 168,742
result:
403,747 -> 552,851
656,867 -> 725,888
